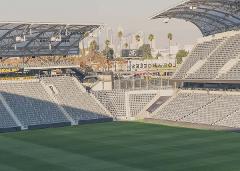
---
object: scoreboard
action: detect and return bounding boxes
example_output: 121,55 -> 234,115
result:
121,49 -> 143,58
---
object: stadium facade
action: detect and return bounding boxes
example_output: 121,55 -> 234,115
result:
144,0 -> 240,129
0,22 -> 114,133
1,0 -> 240,133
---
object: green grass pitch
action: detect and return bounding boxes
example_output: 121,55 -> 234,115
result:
1,122 -> 240,171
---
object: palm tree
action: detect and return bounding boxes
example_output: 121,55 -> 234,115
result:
124,43 -> 129,49
135,34 -> 141,49
148,34 -> 155,49
89,40 -> 98,53
104,39 -> 112,71
167,33 -> 173,56
105,39 -> 111,48
117,31 -> 123,50
104,39 -> 111,58
82,32 -> 89,56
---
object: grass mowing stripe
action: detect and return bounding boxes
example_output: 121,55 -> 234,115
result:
0,163 -> 21,171
0,148 -> 67,171
1,122 -> 240,171
0,136 -> 144,171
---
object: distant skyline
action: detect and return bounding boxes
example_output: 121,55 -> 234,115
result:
0,0 -> 202,48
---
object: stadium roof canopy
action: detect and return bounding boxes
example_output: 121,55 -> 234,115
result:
152,0 -> 240,36
0,22 -> 100,57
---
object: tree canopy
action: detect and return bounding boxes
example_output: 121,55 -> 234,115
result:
167,33 -> 173,41
148,34 -> 155,42
176,50 -> 189,64
102,42 -> 114,60
139,44 -> 152,59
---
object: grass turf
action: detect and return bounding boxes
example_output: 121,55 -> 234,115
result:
1,122 -> 240,171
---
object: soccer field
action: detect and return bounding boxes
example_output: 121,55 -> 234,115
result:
1,122 -> 240,171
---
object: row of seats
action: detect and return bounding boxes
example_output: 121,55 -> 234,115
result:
188,33 -> 240,79
173,30 -> 240,80
93,90 -> 157,119
182,94 -> 240,125
0,76 -> 111,130
42,76 -> 109,122
220,61 -> 240,80
92,90 -> 127,118
150,90 -> 240,128
0,81 -> 68,128
0,100 -> 18,128
129,93 -> 157,117
173,38 -> 225,79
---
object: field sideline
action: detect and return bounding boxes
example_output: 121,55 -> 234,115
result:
1,122 -> 240,171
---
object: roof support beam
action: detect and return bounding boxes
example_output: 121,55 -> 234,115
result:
0,22 -> 100,57
152,0 -> 240,36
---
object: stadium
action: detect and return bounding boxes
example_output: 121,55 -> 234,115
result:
1,0 -> 240,170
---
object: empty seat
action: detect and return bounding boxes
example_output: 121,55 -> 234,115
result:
42,76 -> 110,122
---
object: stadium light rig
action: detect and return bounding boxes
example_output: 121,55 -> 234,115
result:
89,33 -> 94,38
15,35 -> 26,43
189,6 -> 197,10
163,18 -> 170,24
50,35 -> 62,42
65,28 -> 68,36
0,22 -> 102,57
49,43 -> 52,50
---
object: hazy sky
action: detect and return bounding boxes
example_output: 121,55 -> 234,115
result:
0,0 -> 201,48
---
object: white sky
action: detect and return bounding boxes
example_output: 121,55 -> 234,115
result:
0,0 -> 202,48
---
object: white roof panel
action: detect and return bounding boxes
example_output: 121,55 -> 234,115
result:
0,22 -> 101,57
152,0 -> 240,36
